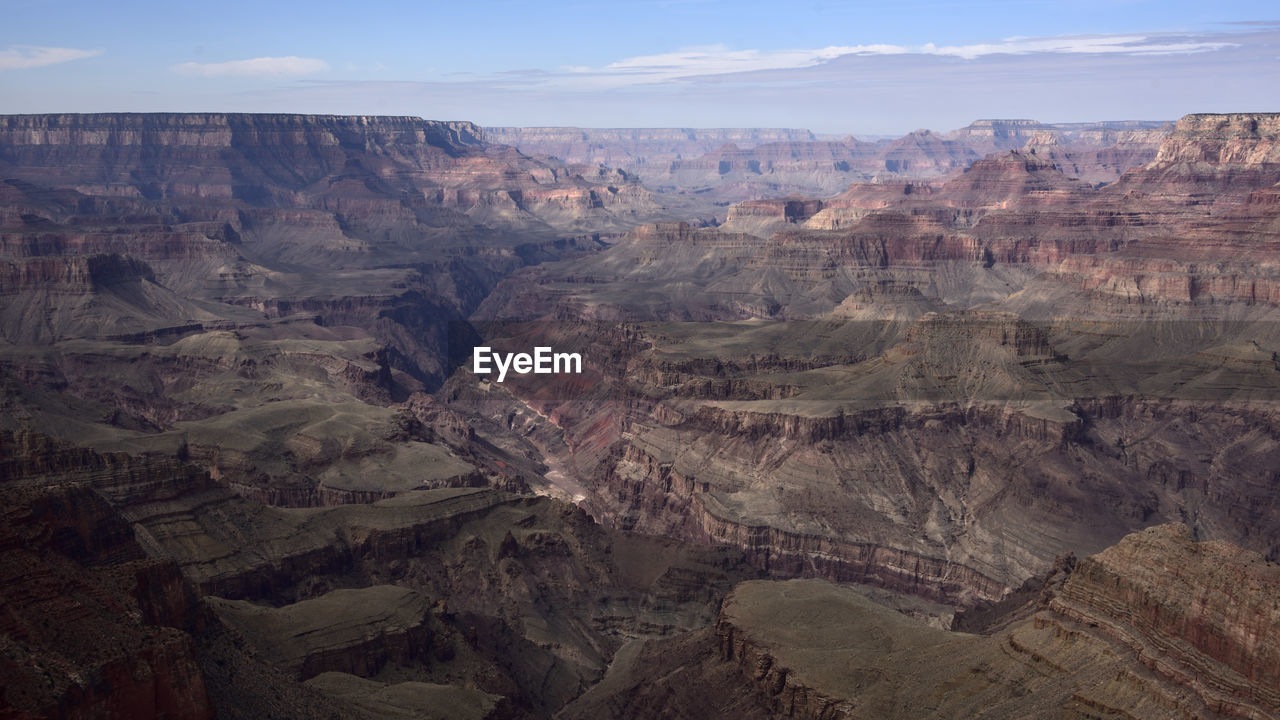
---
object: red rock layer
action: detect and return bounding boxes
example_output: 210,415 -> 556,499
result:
710,528 -> 1280,719
1049,524 -> 1280,717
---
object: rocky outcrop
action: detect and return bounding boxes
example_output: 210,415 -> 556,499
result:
1153,113 -> 1280,166
723,197 -> 828,236
304,672 -> 511,720
0,253 -> 155,294
879,128 -> 981,177
208,586 -> 433,680
712,528 -> 1280,720
901,310 -> 1056,357
1023,126 -> 1168,185
684,400 -> 1077,445
138,487 -> 524,600
1049,524 -> 1280,717
936,150 -> 1092,208
0,443 -> 212,719
692,501 -> 1009,604
1109,113 -> 1280,209
589,400 -> 1081,607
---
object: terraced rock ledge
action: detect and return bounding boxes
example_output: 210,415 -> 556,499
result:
715,525 -> 1280,720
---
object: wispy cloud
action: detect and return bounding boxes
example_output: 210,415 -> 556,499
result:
0,46 -> 102,71
922,34 -> 1235,60
551,32 -> 1237,88
582,44 -> 906,83
172,56 -> 329,77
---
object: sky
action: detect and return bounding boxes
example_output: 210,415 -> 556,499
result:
1,0 -> 1277,135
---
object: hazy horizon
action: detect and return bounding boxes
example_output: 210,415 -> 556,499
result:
2,0 -> 1278,135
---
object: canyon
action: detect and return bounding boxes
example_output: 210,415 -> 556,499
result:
2,111 -> 1279,718
488,119 -> 1171,203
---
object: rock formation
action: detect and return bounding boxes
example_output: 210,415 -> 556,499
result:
0,427 -> 761,718
0,113 -> 685,501
709,525 -> 1280,719
467,112 -> 1280,617
4,110 -> 1280,719
489,120 -> 1170,204
0,431 -> 213,719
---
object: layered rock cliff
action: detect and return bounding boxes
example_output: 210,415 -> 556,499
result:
208,586 -> 434,680
711,527 -> 1279,719
1049,524 -> 1280,716
483,127 -> 822,170
490,119 -> 1168,205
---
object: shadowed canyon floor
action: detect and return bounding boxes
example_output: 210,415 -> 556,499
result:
3,112 -> 1280,719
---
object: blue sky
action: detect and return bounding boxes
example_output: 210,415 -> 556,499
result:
1,0 -> 1277,134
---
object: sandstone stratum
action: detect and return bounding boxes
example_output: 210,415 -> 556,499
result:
3,111 -> 1280,719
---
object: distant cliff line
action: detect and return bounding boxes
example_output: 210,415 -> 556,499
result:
0,113 -> 486,151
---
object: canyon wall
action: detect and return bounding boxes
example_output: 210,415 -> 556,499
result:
490,119 -> 1170,204
713,526 -> 1280,719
